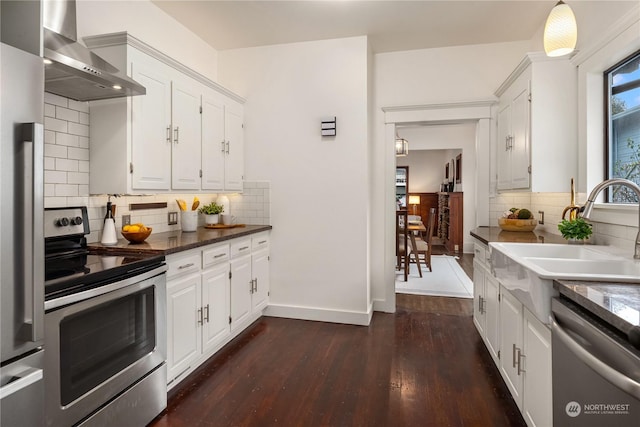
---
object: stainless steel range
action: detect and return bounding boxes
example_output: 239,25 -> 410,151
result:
44,207 -> 167,426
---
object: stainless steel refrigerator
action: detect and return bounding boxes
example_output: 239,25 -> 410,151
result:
0,40 -> 46,426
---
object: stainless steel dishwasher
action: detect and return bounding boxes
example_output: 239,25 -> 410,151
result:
551,297 -> 640,426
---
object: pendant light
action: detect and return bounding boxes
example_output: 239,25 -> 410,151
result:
543,1 -> 577,57
395,137 -> 408,157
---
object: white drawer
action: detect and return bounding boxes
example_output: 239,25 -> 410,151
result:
251,233 -> 270,251
473,243 -> 488,267
166,251 -> 201,279
230,238 -> 252,259
202,244 -> 230,269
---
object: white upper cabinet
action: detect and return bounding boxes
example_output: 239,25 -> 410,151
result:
201,90 -> 244,192
494,53 -> 577,192
85,32 -> 244,195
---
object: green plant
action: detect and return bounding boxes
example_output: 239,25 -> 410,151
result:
517,208 -> 532,219
198,202 -> 224,215
558,218 -> 593,241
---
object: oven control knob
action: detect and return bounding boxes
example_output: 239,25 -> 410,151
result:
71,216 -> 83,226
56,217 -> 69,227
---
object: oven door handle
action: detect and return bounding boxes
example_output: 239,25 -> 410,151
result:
551,316 -> 640,399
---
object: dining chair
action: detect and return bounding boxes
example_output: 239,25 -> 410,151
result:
396,209 -> 409,281
408,207 -> 436,277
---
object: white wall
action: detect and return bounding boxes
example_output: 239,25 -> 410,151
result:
396,150 -> 448,193
219,36 -> 372,325
76,0 -> 218,82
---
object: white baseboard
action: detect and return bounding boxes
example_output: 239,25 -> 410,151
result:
264,302 -> 373,326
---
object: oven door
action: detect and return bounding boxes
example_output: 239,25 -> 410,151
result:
45,268 -> 166,427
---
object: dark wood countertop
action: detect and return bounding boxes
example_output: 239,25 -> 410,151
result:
470,226 -> 567,245
89,225 -> 272,256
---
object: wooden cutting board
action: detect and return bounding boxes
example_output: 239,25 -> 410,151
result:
204,223 -> 246,229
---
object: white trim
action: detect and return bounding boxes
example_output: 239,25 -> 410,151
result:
264,303 -> 374,326
494,52 -> 572,97
83,32 -> 246,104
383,101 -> 495,124
589,203 -> 638,227
571,3 -> 640,67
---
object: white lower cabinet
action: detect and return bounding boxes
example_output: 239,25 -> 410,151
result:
473,238 -> 552,427
499,288 -> 552,427
166,232 -> 270,389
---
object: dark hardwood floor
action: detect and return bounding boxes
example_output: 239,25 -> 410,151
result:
150,248 -> 525,427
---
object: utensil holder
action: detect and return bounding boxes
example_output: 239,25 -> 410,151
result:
181,211 -> 197,232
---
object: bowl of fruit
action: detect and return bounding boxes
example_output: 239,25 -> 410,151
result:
498,208 -> 537,232
121,223 -> 152,243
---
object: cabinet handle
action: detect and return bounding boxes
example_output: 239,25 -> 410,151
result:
478,295 -> 483,314
226,141 -> 230,154
178,262 -> 194,270
174,126 -> 180,143
505,136 -> 510,151
166,126 -> 171,142
213,253 -> 226,259
512,343 -> 518,368
239,246 -> 249,251
249,280 -> 254,294
221,140 -> 226,153
197,307 -> 203,325
204,304 -> 210,323
253,278 -> 258,293
517,349 -> 525,376
258,240 -> 267,245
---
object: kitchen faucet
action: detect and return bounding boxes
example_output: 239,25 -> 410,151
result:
581,178 -> 640,259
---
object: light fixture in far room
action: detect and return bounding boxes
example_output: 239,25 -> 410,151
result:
543,1 -> 577,57
408,195 -> 420,216
395,137 -> 408,156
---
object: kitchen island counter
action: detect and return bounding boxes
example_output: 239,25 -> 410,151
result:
89,225 -> 272,256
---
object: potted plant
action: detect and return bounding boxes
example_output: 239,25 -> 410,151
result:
198,202 -> 224,225
558,217 -> 593,243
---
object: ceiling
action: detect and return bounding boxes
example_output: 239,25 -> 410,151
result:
152,0 -> 558,53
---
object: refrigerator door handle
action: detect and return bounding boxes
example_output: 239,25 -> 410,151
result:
19,123 -> 44,343
0,367 -> 43,400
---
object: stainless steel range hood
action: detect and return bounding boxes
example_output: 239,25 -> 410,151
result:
43,0 -> 145,101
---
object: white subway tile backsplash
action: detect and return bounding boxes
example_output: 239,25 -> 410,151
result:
68,122 -> 89,137
44,92 -> 68,107
55,184 -> 79,197
79,112 -> 89,125
55,158 -> 78,172
67,172 -> 89,185
67,147 -> 89,161
44,157 -> 55,170
44,143 -> 67,158
45,116 -> 68,133
44,103 -> 56,118
45,170 -> 67,184
78,160 -> 89,173
56,133 -> 79,147
78,136 -> 89,149
44,130 -> 55,144
68,99 -> 89,113
56,106 -> 79,122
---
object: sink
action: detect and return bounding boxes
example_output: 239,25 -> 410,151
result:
489,242 -> 640,324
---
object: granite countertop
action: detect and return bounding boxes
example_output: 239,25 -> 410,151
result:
553,280 -> 640,336
89,225 -> 272,256
470,226 -> 567,245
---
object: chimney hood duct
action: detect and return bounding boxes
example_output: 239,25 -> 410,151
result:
43,0 -> 145,101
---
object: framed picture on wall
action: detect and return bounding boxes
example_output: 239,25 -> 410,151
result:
455,154 -> 462,184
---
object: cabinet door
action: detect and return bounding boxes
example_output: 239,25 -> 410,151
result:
201,92 -> 226,191
510,84 -> 530,190
224,102 -> 244,191
496,102 -> 511,191
131,58 -> 172,190
522,309 -> 552,427
484,273 -> 500,364
171,80 -> 202,190
167,273 -> 201,382
202,263 -> 231,353
472,259 -> 486,337
499,289 -> 524,410
251,249 -> 269,312
230,255 -> 252,332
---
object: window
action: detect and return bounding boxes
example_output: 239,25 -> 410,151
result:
605,50 -> 640,203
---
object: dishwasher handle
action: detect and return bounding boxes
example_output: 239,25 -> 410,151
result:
551,316 -> 640,399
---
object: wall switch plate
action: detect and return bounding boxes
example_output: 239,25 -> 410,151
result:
122,215 -> 131,226
168,211 -> 178,225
